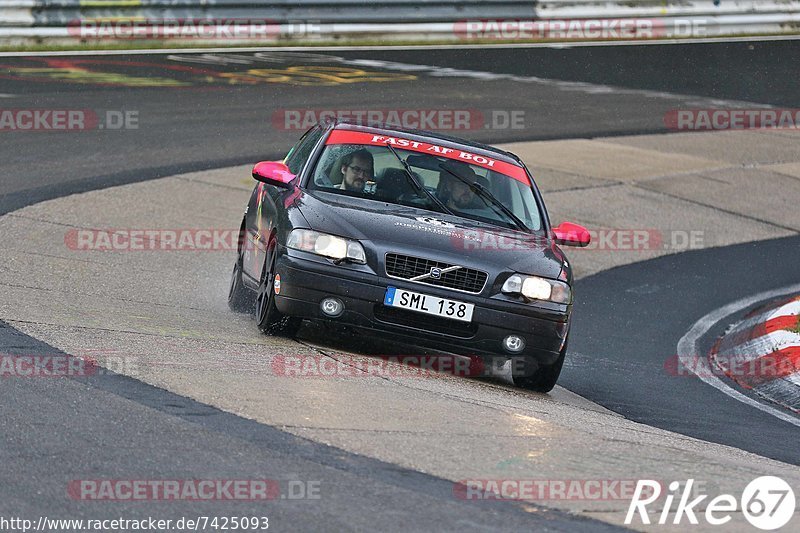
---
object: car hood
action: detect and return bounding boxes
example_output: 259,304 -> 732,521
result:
296,190 -> 567,279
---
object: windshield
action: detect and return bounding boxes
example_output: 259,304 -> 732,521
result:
308,141 -> 543,232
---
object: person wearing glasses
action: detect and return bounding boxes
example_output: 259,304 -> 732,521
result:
338,148 -> 374,192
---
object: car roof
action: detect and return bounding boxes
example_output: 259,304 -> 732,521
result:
324,119 -> 525,169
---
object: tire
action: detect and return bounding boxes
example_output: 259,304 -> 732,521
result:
228,257 -> 255,314
511,340 -> 567,393
255,239 -> 302,337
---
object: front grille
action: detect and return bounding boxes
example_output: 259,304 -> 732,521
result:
385,253 -> 488,294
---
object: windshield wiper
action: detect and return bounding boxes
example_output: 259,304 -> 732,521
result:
383,143 -> 455,216
437,163 -> 530,232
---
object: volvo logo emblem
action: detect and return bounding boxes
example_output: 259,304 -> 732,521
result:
410,264 -> 462,282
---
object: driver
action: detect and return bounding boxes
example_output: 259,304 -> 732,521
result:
338,148 -> 374,192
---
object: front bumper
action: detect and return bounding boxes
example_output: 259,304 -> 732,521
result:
274,251 -> 570,364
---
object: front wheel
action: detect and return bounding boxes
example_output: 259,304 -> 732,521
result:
511,341 -> 567,393
255,239 -> 302,337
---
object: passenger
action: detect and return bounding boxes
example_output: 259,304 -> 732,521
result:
438,161 -> 482,210
338,148 -> 374,192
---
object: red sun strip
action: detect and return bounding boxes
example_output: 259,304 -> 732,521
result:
325,129 -> 530,185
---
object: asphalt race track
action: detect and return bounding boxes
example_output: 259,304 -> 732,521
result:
564,235 -> 800,466
1,40 -> 799,529
2,323 -> 617,531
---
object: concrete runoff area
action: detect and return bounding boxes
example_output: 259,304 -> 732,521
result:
0,129 -> 799,530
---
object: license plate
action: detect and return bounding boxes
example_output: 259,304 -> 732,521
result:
384,286 -> 474,322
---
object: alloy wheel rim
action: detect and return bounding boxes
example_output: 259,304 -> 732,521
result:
228,263 -> 239,302
257,253 -> 275,323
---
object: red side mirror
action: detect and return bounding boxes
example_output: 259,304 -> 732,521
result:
252,161 -> 296,189
553,222 -> 591,247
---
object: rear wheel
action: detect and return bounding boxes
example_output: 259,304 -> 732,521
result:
256,239 -> 302,337
512,340 -> 567,393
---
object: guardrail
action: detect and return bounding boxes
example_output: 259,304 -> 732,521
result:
1,0 -> 799,43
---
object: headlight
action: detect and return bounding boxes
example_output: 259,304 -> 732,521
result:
287,229 -> 366,264
502,274 -> 571,304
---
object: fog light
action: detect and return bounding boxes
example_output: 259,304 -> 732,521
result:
320,297 -> 344,317
503,335 -> 525,354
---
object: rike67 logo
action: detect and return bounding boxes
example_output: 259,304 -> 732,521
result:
626,477 -> 795,530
